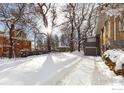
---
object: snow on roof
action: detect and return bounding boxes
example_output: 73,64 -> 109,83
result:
106,9 -> 121,16
100,7 -> 124,17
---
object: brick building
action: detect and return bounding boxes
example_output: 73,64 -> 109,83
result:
0,31 -> 31,57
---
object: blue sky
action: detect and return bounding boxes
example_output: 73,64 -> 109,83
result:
0,23 -> 5,31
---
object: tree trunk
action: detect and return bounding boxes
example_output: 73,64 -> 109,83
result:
70,19 -> 74,52
9,24 -> 14,58
34,33 -> 37,50
77,27 -> 81,52
47,34 -> 51,52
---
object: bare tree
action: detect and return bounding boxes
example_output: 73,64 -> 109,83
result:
84,4 -> 96,36
62,3 -> 76,52
73,4 -> 90,51
51,4 -> 57,27
0,3 -> 29,58
61,3 -> 97,52
35,3 -> 51,27
34,3 -> 57,52
50,4 -> 58,50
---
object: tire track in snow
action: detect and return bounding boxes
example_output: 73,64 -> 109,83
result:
56,56 -> 96,85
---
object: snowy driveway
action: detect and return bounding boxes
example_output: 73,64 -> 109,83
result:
57,55 -> 124,85
0,52 -> 124,85
0,52 -> 82,85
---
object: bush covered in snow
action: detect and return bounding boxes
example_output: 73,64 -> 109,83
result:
115,53 -> 124,71
103,49 -> 124,72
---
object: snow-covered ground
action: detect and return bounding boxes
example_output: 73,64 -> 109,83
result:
56,56 -> 124,85
0,52 -> 82,85
0,51 -> 124,85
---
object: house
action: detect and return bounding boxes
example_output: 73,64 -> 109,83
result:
96,4 -> 124,55
0,30 -> 31,57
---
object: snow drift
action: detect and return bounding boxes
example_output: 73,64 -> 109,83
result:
103,49 -> 124,70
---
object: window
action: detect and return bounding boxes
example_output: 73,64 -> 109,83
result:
119,18 -> 124,31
